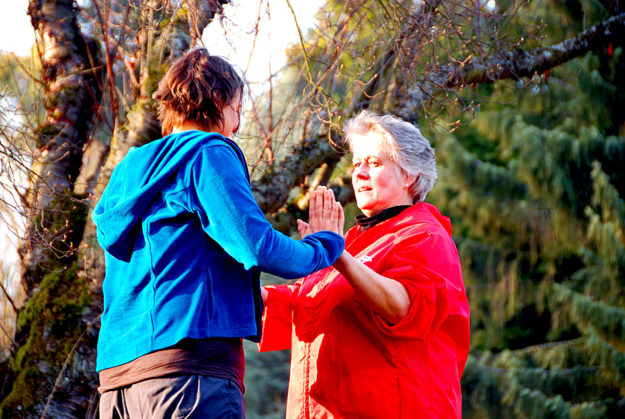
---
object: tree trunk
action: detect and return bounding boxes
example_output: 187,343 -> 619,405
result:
0,0 -> 103,417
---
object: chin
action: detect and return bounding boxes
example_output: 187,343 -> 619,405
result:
358,206 -> 376,217
355,199 -> 370,214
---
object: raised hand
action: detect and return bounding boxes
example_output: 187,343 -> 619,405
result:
298,186 -> 344,239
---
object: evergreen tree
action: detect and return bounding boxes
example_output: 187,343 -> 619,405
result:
426,1 -> 625,417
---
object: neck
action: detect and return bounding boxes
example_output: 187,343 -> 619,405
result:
362,197 -> 413,217
172,120 -> 220,134
356,205 -> 411,230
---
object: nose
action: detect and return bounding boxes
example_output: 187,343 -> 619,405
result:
354,163 -> 369,180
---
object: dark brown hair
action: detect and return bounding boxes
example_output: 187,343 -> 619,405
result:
153,48 -> 244,136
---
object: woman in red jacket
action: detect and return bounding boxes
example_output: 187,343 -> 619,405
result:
260,110 -> 470,418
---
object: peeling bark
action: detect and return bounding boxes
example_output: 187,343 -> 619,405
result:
18,0 -> 103,293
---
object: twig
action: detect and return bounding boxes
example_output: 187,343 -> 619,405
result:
40,314 -> 101,419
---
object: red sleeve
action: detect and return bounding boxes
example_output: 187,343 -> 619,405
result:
258,283 -> 301,352
369,231 -> 465,339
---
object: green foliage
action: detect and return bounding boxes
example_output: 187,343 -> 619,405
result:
432,1 -> 625,416
553,285 -> 625,349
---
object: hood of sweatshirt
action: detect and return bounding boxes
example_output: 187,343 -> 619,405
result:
92,130 -> 240,261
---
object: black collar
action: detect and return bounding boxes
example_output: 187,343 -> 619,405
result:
355,205 -> 411,231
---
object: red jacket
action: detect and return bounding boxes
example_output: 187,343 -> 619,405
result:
259,203 -> 470,418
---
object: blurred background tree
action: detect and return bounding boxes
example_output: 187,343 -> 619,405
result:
446,1 -> 625,416
0,0 -> 623,417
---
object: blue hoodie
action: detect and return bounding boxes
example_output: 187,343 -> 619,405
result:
92,130 -> 344,371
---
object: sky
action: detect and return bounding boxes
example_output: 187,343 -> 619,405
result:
0,0 -> 35,56
204,0 -> 323,87
0,0 -> 323,87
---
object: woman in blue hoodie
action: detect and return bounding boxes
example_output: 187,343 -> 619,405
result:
93,48 -> 344,419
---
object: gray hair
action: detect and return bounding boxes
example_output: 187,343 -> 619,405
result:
343,110 -> 437,203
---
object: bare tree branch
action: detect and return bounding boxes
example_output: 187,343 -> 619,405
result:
253,0 -> 444,217
405,12 -> 625,107
252,133 -> 342,213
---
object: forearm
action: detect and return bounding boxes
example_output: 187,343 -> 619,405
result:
193,148 -> 343,277
333,250 -> 411,324
256,230 -> 344,279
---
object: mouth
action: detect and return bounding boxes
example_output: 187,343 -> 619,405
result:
357,186 -> 372,193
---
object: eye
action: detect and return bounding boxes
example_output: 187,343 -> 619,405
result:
369,160 -> 380,167
353,161 -> 361,168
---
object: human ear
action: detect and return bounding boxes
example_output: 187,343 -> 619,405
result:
403,173 -> 418,189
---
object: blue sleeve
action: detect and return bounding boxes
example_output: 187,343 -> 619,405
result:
189,144 -> 344,279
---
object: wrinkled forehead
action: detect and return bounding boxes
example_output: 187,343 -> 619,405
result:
350,131 -> 393,160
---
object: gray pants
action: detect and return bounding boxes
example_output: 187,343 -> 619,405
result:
99,375 -> 245,419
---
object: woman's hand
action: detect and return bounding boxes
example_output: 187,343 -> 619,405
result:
298,186 -> 345,239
